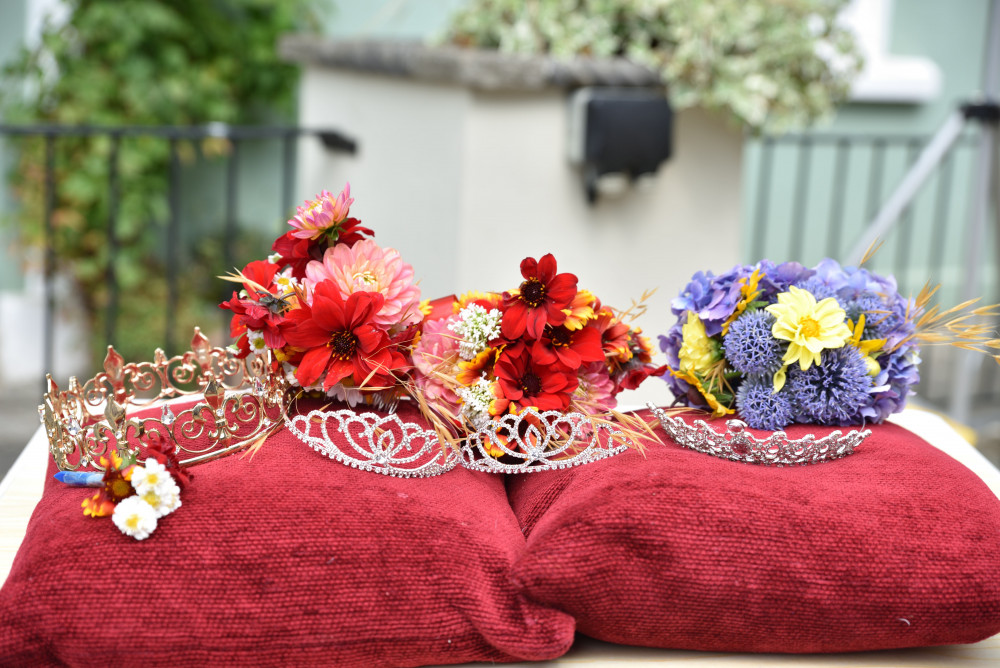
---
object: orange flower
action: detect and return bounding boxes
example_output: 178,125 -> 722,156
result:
561,290 -> 596,330
456,348 -> 494,386
82,451 -> 136,518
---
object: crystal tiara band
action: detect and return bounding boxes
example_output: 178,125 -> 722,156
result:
286,409 -> 459,478
647,404 -> 870,466
287,408 -> 634,477
461,409 -> 633,474
40,328 -> 288,471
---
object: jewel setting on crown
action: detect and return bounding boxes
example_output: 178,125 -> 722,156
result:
648,404 -> 870,466
40,328 -> 288,471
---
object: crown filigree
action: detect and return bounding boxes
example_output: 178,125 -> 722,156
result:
648,404 -> 870,465
460,409 -> 633,474
286,409 -> 458,477
40,328 -> 288,471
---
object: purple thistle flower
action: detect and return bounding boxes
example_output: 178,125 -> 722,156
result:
736,375 -> 795,430
723,310 -> 784,376
788,347 -> 873,425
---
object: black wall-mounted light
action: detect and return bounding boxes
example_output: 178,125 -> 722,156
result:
567,87 -> 674,204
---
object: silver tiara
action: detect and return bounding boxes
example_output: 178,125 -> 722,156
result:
648,404 -> 870,465
286,407 -> 634,477
461,409 -> 633,474
286,409 -> 458,477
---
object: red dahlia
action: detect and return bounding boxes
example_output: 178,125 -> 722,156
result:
281,284 -> 401,391
532,324 -> 605,370
491,344 -> 578,415
501,254 -> 578,340
219,260 -> 288,357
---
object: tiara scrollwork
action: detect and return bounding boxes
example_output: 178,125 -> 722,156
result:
460,408 -> 633,474
648,404 -> 870,466
40,328 -> 289,471
286,409 -> 459,478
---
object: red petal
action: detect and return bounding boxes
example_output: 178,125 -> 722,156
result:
536,254 -> 558,283
524,307 -> 548,340
554,346 -> 581,369
572,326 -> 605,363
323,359 -> 354,390
546,274 -> 578,304
501,300 -> 528,339
531,339 -> 559,366
296,347 -> 333,387
519,256 -> 539,280
311,283 -> 348,331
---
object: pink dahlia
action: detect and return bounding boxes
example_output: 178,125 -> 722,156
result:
412,315 -> 463,417
304,238 -> 422,330
287,184 -> 355,241
573,361 -> 617,412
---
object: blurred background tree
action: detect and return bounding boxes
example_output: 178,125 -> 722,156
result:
444,0 -> 862,130
0,0 -> 322,362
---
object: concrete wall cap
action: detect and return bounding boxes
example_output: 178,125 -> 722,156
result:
280,35 -> 664,91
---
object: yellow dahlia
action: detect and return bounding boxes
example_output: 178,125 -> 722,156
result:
766,286 -> 851,372
678,311 -> 719,376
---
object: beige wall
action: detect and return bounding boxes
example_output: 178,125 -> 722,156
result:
298,68 -> 743,408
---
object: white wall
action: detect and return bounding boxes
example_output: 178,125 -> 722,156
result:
297,68 -> 743,408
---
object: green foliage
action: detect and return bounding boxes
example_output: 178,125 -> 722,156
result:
444,0 -> 862,129
1,0 -> 320,363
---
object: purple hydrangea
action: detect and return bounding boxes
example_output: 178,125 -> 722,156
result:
736,375 -> 795,430
787,347 -> 873,425
755,259 -> 814,301
671,265 -> 753,337
863,345 -> 920,422
723,310 -> 784,376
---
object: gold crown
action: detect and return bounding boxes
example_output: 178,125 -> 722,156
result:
39,328 -> 288,471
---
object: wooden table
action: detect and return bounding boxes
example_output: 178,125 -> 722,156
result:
2,408 -> 998,666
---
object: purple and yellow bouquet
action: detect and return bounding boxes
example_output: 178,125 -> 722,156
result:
659,259 -> 922,430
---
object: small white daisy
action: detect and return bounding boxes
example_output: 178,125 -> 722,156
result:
112,496 -> 158,540
247,329 -> 267,355
139,479 -> 182,518
130,460 -> 170,495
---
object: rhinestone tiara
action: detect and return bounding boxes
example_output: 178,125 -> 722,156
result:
648,404 -> 870,465
285,407 -> 634,477
40,328 -> 288,471
286,409 -> 459,478
461,409 -> 634,474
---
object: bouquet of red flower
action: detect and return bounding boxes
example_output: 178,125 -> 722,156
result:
412,254 -> 664,432
220,184 -> 422,408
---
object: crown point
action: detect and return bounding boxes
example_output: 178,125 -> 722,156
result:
46,374 -> 59,394
203,379 -> 225,412
104,346 -> 125,384
104,399 -> 126,427
191,328 -> 210,354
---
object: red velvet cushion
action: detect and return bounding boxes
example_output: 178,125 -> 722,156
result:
0,401 -> 574,667
507,410 -> 1000,653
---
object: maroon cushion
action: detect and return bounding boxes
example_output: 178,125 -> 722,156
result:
507,410 -> 1000,653
0,401 -> 574,667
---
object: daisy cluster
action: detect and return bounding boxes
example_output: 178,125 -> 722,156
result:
659,259 -> 920,430
221,184 -> 422,408
80,433 -> 192,540
412,254 -> 664,431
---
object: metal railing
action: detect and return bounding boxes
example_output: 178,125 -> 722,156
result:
0,123 -> 356,389
745,128 -> 999,410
